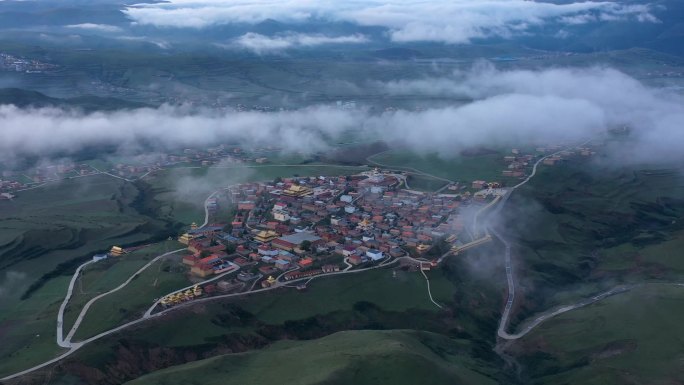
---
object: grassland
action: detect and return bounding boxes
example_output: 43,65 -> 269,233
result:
240,268 -> 455,323
514,284 -> 684,384
499,159 -> 684,327
0,175 -> 175,377
126,330 -> 497,385
61,240 -> 184,334
487,158 -> 684,382
72,253 -> 192,341
406,174 -> 450,192
368,150 -> 505,183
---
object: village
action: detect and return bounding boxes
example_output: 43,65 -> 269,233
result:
144,161 -> 527,311
147,168 -> 464,308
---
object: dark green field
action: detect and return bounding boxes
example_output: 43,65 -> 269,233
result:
126,330 -> 497,385
61,241 -> 184,335
368,150 -> 506,183
72,252 -> 194,341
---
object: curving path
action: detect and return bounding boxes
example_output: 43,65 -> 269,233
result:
56,260 -> 96,347
420,269 -> 443,309
64,248 -> 185,343
488,148 -> 573,339
483,143 -> 618,341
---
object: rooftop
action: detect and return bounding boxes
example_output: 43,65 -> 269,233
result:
278,232 -> 322,245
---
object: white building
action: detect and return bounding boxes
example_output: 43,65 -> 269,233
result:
370,186 -> 384,194
366,249 -> 383,261
273,210 -> 290,222
340,194 -> 353,203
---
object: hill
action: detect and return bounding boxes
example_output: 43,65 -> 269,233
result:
125,330 -> 497,385
513,284 -> 684,384
0,88 -> 149,110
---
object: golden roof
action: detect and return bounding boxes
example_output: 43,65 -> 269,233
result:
287,185 -> 308,192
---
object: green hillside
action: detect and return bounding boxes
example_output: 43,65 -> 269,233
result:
126,330 -> 497,385
513,284 -> 684,384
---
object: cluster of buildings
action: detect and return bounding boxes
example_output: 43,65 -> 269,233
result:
159,285 -> 204,307
539,146 -> 595,166
180,235 -> 239,278
0,52 -> 57,73
499,145 -> 596,177
174,169 -> 468,293
501,148 -> 535,178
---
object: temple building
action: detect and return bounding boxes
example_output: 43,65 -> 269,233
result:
254,230 -> 279,243
282,184 -> 313,198
178,233 -> 193,245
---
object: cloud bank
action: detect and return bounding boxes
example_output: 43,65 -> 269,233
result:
1,65 -> 682,166
232,32 -> 368,54
123,0 -> 658,43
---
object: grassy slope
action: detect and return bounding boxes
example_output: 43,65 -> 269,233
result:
515,284 -> 684,385
0,175 -> 170,376
239,268 -> 454,324
501,160 -> 684,323
72,253 -> 191,341
369,150 -> 505,183
61,241 -> 184,334
496,159 -> 684,383
134,267 -> 456,348
125,330 -> 497,385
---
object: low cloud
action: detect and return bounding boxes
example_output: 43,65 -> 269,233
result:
0,64 -> 682,166
169,158 -> 256,209
66,23 -> 123,33
0,105 -> 360,161
232,32 -> 369,54
123,0 -> 658,44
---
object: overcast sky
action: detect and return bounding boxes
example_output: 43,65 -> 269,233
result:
1,64 -> 682,166
123,0 -> 657,44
